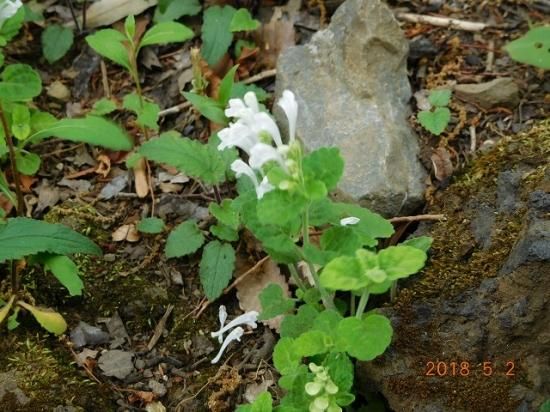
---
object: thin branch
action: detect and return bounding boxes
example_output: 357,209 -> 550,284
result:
389,214 -> 445,223
395,12 -> 488,31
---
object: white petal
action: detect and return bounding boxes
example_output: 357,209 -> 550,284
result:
225,98 -> 248,119
278,90 -> 298,142
251,112 -> 283,147
249,143 -> 286,171
210,310 -> 259,342
256,176 -> 274,199
340,216 -> 360,226
216,305 -> 228,343
243,91 -> 260,113
218,122 -> 258,154
211,327 -> 244,364
0,0 -> 22,24
231,159 -> 259,187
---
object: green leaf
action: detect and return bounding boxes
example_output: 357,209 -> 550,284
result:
336,315 -> 392,361
39,254 -> 84,296
256,230 -> 301,264
332,202 -> 394,243
122,93 -> 160,130
86,29 -> 131,70
0,217 -> 101,262
15,150 -> 40,175
504,26 -> 550,70
210,223 -> 238,242
165,219 -> 205,258
201,5 -> 236,66
0,6 -> 24,43
294,330 -> 330,357
273,337 -> 301,375
320,226 -> 361,256
209,199 -> 239,229
17,301 -> 67,335
139,132 -> 227,184
124,15 -> 136,40
259,283 -> 295,320
428,89 -> 451,107
7,307 -> 20,330
0,295 -> 15,327
30,110 -> 56,134
41,24 -> 74,63
236,391 -> 272,412
30,116 -> 133,151
418,107 -> 451,136
218,65 -> 239,106
230,8 -> 260,32
323,351 -> 354,393
377,245 -> 427,280
182,91 -> 226,124
320,255 -> 368,291
154,0 -> 202,23
199,240 -> 235,300
402,236 -> 433,253
257,190 -> 307,226
90,97 -> 118,115
231,82 -> 267,101
539,400 -> 550,412
140,21 -> 194,48
11,103 -> 30,140
137,217 -> 165,234
311,309 -> 342,341
280,304 -> 318,338
0,64 -> 42,102
0,171 -> 16,206
302,147 -> 344,191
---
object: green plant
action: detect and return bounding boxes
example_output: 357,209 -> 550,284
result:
0,0 -> 25,67
504,26 -> 550,70
41,23 -> 74,64
417,89 -> 452,136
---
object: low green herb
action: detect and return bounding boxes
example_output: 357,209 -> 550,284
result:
417,89 -> 452,135
504,26 -> 550,70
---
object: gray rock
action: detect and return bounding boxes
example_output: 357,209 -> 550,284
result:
70,321 -> 110,348
454,77 -> 520,109
148,379 -> 167,397
0,372 -> 30,406
275,0 -> 426,216
98,350 -> 134,379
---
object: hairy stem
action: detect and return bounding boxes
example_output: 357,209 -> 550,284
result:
0,102 -> 24,216
355,290 -> 370,319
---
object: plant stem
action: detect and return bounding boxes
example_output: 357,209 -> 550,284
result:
0,102 -> 24,216
287,264 -> 306,292
355,290 -> 370,319
390,281 -> 397,302
350,294 -> 356,316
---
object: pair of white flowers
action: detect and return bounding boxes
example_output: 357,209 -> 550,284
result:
0,0 -> 22,28
218,90 -> 298,199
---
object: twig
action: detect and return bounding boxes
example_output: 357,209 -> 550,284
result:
194,256 -> 270,319
100,60 -> 110,98
158,101 -> 191,118
395,12 -> 488,31
486,39 -> 495,72
469,125 -> 477,152
147,304 -> 174,351
65,0 -> 81,33
389,214 -> 445,223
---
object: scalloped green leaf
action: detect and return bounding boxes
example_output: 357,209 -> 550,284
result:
0,64 -> 42,102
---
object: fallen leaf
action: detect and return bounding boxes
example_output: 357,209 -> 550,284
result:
235,258 -> 290,332
72,0 -> 158,29
254,8 -> 296,69
75,348 -> 99,367
112,224 -> 141,242
128,390 -> 155,404
134,157 -> 149,198
431,147 -> 454,182
95,154 -> 111,178
34,180 -> 61,213
98,349 -> 134,379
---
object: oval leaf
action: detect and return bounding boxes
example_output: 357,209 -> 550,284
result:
199,240 -> 235,301
137,217 -> 165,234
17,301 -> 67,335
40,254 -> 84,296
41,24 -> 74,64
140,21 -> 194,47
165,220 -> 205,258
336,315 -> 392,361
85,29 -> 131,70
0,64 -> 42,102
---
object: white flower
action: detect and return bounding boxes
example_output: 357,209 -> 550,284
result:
218,122 -> 258,154
340,217 -> 360,226
210,308 -> 258,343
250,112 -> 283,147
230,159 -> 274,199
225,91 -> 260,122
277,90 -> 298,143
243,91 -> 260,113
0,0 -> 22,27
249,143 -> 287,171
211,327 -> 244,364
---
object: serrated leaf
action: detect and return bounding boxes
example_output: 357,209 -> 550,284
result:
139,132 -> 227,184
0,64 -> 42,102
39,254 -> 83,296
183,91 -> 226,124
377,245 -> 427,280
140,21 -> 194,48
311,309 -> 342,340
201,5 -> 236,66
256,190 -> 307,226
273,337 -> 300,375
280,304 -> 318,338
230,8 -> 260,32
294,330 -> 330,357
15,150 -> 40,175
199,240 -> 235,300
210,223 -> 238,241
209,199 -> 239,229
41,24 -> 74,64
137,217 -> 165,234
165,220 -> 204,258
17,301 -> 67,335
302,147 -> 344,191
504,26 -> 550,70
0,217 -> 101,262
323,351 -> 354,393
336,315 -> 392,361
90,97 -> 118,115
0,295 -> 15,326
30,116 -> 133,151
259,283 -> 295,320
122,93 -> 160,130
236,391 -> 272,412
320,226 -> 361,256
85,29 -> 131,70
320,255 -> 368,291
428,89 -> 451,107
418,107 -> 450,135
154,0 -> 202,23
11,103 -> 31,140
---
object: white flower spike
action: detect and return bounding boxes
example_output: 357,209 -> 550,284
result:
211,326 -> 244,364
249,143 -> 287,171
210,309 -> 258,343
340,217 -> 360,226
277,90 -> 298,143
218,122 -> 258,154
230,159 -> 274,199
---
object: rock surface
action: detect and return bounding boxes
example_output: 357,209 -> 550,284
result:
454,77 -> 520,109
356,122 -> 550,411
275,0 -> 426,216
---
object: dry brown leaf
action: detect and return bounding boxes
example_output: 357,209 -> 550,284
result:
71,0 -> 157,29
95,154 -> 111,178
254,8 -> 296,70
128,390 -> 155,404
235,258 -> 290,332
112,224 -> 141,242
431,147 -> 454,181
134,157 -> 149,198
19,175 -> 37,192
0,194 -> 14,215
